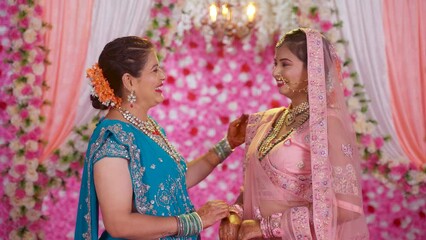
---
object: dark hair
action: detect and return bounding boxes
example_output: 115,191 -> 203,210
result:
278,29 -> 307,66
91,36 -> 154,110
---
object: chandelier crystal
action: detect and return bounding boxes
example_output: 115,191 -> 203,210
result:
203,1 -> 256,40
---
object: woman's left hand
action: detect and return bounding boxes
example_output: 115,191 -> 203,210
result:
238,219 -> 262,240
227,114 -> 249,149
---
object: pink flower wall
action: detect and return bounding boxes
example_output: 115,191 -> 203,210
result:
37,30 -> 426,239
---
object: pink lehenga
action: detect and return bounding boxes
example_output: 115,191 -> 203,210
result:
242,29 -> 369,240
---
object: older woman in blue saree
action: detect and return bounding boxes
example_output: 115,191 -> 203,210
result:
74,36 -> 248,240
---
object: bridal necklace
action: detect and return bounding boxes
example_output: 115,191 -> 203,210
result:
118,107 -> 183,166
258,103 -> 309,160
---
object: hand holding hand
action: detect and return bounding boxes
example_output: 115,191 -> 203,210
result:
227,114 -> 249,149
219,213 -> 242,240
196,200 -> 229,229
238,219 -> 262,240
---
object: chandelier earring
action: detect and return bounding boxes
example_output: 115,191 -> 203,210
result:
127,90 -> 136,108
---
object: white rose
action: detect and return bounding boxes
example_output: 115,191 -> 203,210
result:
29,110 -> 41,124
12,61 -> 22,72
8,229 -> 20,240
365,122 -> 375,134
32,63 -> 45,76
23,28 -> 37,44
25,169 -> 38,182
367,143 -> 376,153
6,105 -> 19,115
24,181 -> 34,196
30,18 -> 42,31
32,86 -> 42,97
25,73 -> 36,84
8,167 -> 20,179
13,155 -> 26,165
26,159 -> 39,171
22,196 -> 36,209
57,160 -> 71,172
11,38 -> 23,51
27,50 -> 37,64
46,162 -> 57,177
10,208 -> 23,222
353,120 -> 367,134
4,182 -> 17,197
10,115 -> 23,126
347,97 -> 361,111
23,231 -> 37,240
25,208 -> 41,222
343,78 -> 354,90
10,14 -> 19,25
9,140 -> 21,151
25,140 -> 39,152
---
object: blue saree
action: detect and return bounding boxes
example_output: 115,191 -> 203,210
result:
75,118 -> 198,240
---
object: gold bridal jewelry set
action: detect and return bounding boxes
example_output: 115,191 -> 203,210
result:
258,102 -> 309,160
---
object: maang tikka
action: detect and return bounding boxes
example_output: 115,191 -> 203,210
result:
128,90 -> 136,108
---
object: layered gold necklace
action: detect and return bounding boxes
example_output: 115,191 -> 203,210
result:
258,103 -> 309,160
118,108 -> 184,169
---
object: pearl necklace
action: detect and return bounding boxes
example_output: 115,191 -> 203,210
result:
118,108 -> 183,167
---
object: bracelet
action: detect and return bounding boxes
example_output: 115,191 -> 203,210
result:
213,137 -> 234,163
260,213 -> 283,238
229,204 -> 243,219
175,212 -> 203,237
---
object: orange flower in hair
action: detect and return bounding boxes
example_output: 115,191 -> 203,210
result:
87,63 -> 122,108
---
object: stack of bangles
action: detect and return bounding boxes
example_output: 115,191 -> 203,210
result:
212,137 -> 234,163
174,212 -> 203,237
260,213 -> 284,238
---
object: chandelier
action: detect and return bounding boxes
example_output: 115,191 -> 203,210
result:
203,1 -> 256,40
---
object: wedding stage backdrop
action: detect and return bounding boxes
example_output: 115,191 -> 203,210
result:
0,0 -> 425,239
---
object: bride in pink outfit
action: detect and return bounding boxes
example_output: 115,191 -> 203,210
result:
219,28 -> 369,240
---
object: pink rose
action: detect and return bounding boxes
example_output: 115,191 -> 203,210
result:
342,71 -> 350,79
15,188 -> 26,199
21,85 -> 32,95
320,20 -> 333,32
360,134 -> 372,146
15,164 -> 27,174
19,109 -> 29,119
343,88 -> 352,97
374,137 -> 384,149
29,98 -> 43,108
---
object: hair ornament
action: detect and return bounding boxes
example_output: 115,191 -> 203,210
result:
87,63 -> 122,108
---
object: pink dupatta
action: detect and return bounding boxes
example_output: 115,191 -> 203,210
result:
242,29 -> 369,240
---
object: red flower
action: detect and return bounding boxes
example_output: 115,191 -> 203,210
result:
241,63 -> 250,72
215,83 -> 224,90
182,68 -> 191,76
206,62 -> 214,71
190,127 -> 198,136
187,92 -> 196,101
166,76 -> 175,84
220,116 -> 229,124
393,218 -> 401,227
270,100 -> 280,108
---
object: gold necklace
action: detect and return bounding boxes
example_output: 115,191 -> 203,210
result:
285,102 -> 309,126
258,108 -> 309,160
118,108 -> 183,168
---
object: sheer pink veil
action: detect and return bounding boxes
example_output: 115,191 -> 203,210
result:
303,28 -> 368,239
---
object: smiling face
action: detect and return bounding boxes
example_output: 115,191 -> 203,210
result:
125,50 -> 166,110
272,44 -> 308,99
123,49 -> 166,112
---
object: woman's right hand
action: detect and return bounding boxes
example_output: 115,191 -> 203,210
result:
219,213 -> 241,240
196,200 -> 229,229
